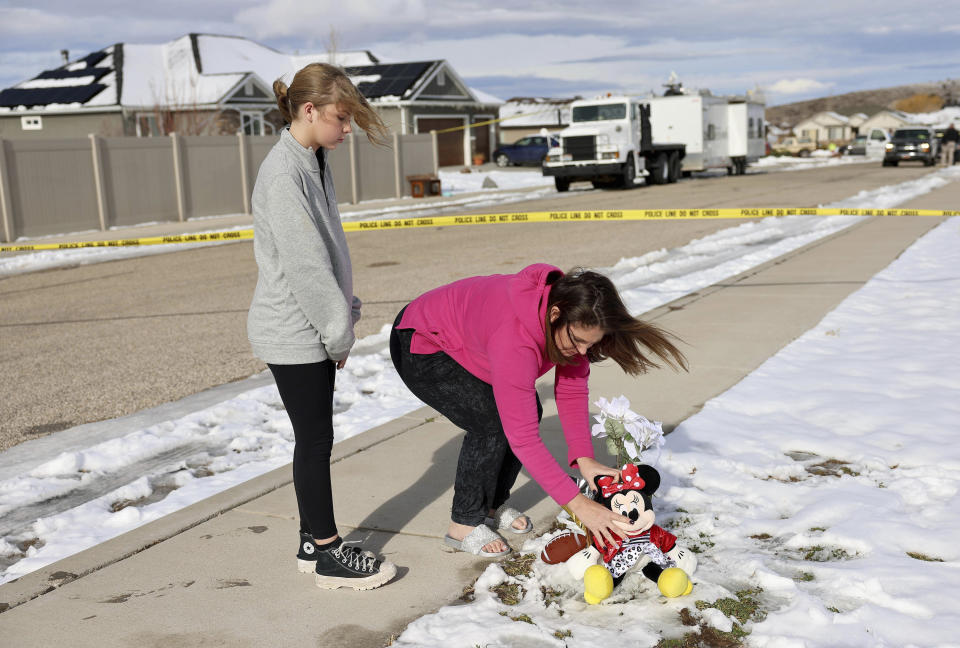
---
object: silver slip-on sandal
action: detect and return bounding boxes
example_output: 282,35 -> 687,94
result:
443,524 -> 512,557
484,505 -> 533,535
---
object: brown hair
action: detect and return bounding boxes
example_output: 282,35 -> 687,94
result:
273,63 -> 389,146
544,268 -> 688,375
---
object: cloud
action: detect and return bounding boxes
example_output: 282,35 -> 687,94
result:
235,0 -> 429,39
767,78 -> 833,95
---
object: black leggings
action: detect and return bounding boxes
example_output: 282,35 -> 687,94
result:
389,309 -> 542,526
268,361 -> 338,540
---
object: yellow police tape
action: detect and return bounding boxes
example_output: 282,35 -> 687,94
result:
2,207 -> 957,253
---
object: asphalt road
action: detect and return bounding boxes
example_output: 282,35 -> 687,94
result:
0,162 -> 936,451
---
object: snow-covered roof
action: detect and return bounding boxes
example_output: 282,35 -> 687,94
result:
470,87 -> 504,105
499,97 -> 578,127
0,34 -> 434,113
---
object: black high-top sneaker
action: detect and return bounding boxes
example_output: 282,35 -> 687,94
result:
297,532 -> 379,574
314,539 -> 397,590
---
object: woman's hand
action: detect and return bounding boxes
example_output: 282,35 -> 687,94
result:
565,494 -> 628,548
575,456 -> 620,489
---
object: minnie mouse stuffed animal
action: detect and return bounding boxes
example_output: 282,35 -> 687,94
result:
567,463 -> 696,603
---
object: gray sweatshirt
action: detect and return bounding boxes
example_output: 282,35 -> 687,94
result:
247,128 -> 361,365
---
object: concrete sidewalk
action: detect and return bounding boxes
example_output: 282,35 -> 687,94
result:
0,205 -> 951,644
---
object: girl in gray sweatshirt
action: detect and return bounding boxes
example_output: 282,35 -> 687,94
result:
247,63 -> 396,591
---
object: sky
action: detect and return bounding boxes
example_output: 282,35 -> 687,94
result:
1,1 -> 959,106
2,162 -> 958,644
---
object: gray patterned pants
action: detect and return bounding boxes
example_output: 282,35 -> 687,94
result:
390,308 -> 542,526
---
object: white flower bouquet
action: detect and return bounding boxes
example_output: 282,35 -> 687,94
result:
591,395 -> 665,468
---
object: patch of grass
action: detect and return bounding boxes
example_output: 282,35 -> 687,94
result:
749,533 -> 772,541
906,551 -> 944,562
655,588 -> 766,648
655,625 -> 746,648
795,571 -> 815,582
502,552 -> 536,577
806,459 -> 860,478
541,585 -> 564,607
547,518 -> 569,534
498,611 -> 533,624
827,606 -> 840,613
459,583 -> 475,602
696,587 -> 766,625
801,546 -> 855,562
553,629 -> 572,639
492,582 -> 524,605
808,527 -> 826,532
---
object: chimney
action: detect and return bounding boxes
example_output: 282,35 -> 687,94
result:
60,49 -> 69,65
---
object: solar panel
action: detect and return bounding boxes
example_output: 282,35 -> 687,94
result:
36,68 -> 111,82
0,84 -> 107,108
344,61 -> 432,98
82,51 -> 108,68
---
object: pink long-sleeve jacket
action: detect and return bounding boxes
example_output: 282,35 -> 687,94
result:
398,263 -> 595,505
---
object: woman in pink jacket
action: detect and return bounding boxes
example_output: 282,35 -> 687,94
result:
389,264 -> 687,556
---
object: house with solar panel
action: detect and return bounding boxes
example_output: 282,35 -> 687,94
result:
0,34 -> 502,166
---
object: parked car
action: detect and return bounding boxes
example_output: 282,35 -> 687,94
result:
883,127 -> 939,166
492,135 -> 558,167
935,128 -> 960,164
773,136 -> 817,157
842,128 -> 890,156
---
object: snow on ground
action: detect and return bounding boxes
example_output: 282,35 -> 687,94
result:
0,167 -> 957,599
390,216 -> 960,648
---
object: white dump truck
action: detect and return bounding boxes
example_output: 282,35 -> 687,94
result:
646,92 -> 766,176
541,95 -> 686,191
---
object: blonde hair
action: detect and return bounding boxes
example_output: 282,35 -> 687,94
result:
273,63 -> 390,146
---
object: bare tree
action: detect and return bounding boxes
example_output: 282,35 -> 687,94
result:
324,27 -> 341,66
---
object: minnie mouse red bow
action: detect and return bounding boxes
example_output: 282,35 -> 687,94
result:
596,463 -> 646,497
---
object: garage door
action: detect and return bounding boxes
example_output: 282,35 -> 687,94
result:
417,118 -> 464,167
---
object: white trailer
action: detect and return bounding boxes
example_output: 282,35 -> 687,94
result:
646,92 -> 766,176
646,93 -> 731,175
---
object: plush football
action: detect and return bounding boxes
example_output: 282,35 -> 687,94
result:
540,531 -> 590,565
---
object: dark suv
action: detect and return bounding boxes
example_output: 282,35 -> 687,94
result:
883,127 -> 939,166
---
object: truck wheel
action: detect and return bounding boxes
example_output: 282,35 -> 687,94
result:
649,153 -> 668,185
667,153 -> 680,183
555,177 -> 571,192
882,160 -> 898,167
799,149 -> 811,158
495,153 -> 510,167
621,156 -> 635,189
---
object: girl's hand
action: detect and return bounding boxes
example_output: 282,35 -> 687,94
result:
575,456 -> 620,489
336,353 -> 349,370
565,494 -> 627,548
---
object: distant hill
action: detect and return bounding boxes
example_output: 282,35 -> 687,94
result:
766,82 -> 950,127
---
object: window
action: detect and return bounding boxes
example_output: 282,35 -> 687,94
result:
871,130 -> 886,140
757,119 -> 764,138
242,113 -> 262,136
706,124 -> 716,140
21,116 -> 42,130
572,103 -> 627,123
749,117 -> 754,132
241,112 -> 273,136
827,126 -> 843,140
437,69 -> 446,86
244,81 -> 253,96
